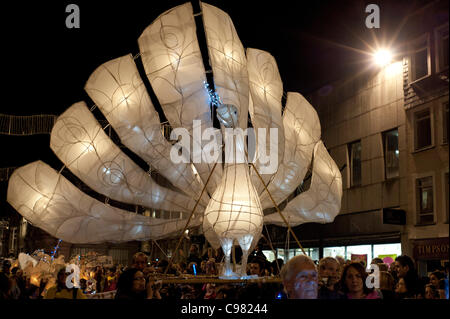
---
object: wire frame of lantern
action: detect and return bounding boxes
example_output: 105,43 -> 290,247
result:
203,130 -> 263,278
6,2 -> 343,281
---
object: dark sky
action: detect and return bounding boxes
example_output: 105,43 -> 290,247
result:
0,0 -> 434,169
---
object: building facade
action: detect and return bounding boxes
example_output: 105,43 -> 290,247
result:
401,0 -> 449,275
266,0 -> 448,274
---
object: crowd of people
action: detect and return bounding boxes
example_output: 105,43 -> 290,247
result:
281,254 -> 448,299
0,244 -> 448,300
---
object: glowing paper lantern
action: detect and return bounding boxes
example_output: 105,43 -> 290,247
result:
6,2 -> 342,276
7,161 -> 201,243
203,136 -> 263,277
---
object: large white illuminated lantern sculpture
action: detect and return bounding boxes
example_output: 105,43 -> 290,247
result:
7,2 -> 342,278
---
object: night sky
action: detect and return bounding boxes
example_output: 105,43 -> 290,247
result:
0,0 -> 433,173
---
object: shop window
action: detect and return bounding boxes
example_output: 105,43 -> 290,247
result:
323,246 -> 346,258
373,243 -> 402,262
435,23 -> 449,73
414,109 -> 433,151
383,128 -> 399,179
409,34 -> 430,82
416,176 -> 434,225
348,140 -> 362,187
443,102 -> 449,145
345,244 -> 372,267
307,248 -> 320,262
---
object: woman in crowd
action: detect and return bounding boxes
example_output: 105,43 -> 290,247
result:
340,262 -> 380,299
394,277 -> 410,299
114,268 -> 147,300
429,271 -> 445,289
424,283 -> 440,299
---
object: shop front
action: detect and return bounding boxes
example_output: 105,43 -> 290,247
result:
413,237 -> 449,276
264,209 -> 404,267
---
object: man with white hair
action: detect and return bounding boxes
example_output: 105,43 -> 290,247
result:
280,255 -> 318,299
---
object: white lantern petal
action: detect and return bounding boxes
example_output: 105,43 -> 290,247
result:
260,92 -> 321,209
84,54 -> 209,207
247,48 -> 284,193
264,141 -> 342,226
7,161 -> 201,244
138,3 -> 222,196
50,102 -> 201,213
201,2 -> 249,130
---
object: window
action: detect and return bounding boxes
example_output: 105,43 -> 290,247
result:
414,109 -> 432,151
276,248 -> 319,262
435,23 -> 449,72
307,248 -> 320,261
345,245 -> 372,267
410,34 -> 430,82
383,129 -> 399,179
323,246 -> 345,258
416,176 -> 434,225
443,102 -> 449,144
348,141 -> 362,187
373,243 -> 402,261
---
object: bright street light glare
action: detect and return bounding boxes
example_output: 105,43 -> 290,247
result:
374,49 -> 392,66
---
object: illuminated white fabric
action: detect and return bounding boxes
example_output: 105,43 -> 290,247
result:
50,102 -> 200,213
84,54 -> 208,206
201,2 -> 249,130
264,141 -> 342,226
7,161 -> 200,243
259,92 -> 321,209
203,137 -> 263,277
247,48 -> 284,193
138,3 -> 221,197
6,3 -> 342,249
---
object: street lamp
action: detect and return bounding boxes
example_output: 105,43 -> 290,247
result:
373,49 -> 392,66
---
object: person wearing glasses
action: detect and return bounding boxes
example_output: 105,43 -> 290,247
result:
115,268 -> 161,299
115,268 -> 148,299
